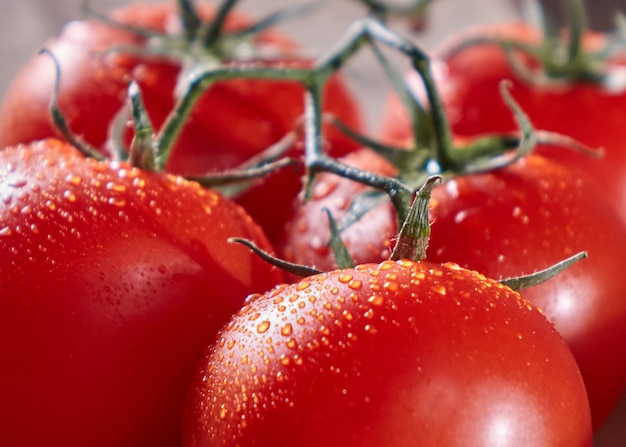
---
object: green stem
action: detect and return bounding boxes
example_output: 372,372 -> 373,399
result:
201,0 -> 239,50
566,0 -> 587,67
390,176 -> 441,262
500,252 -> 587,291
229,237 -> 322,277
128,81 -> 156,171
41,48 -> 106,161
178,0 -> 202,42
154,64 -> 310,171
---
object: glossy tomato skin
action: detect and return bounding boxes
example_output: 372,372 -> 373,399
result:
380,22 -> 626,225
0,139 -> 285,447
0,2 -> 362,244
183,259 -> 592,447
281,147 -> 398,270
427,155 -> 626,430
281,150 -> 626,430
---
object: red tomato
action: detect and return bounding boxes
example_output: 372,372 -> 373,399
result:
183,259 -> 592,446
0,2 -> 362,244
380,21 -> 626,225
427,155 -> 626,430
281,147 -> 398,269
0,139 -> 285,447
281,149 -> 626,430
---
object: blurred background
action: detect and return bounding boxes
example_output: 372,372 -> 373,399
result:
0,0 -> 624,444
2,0 -> 625,126
0,0 -> 519,128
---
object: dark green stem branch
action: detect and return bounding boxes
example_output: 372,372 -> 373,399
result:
566,0 -> 587,66
202,0 -> 239,49
178,0 -> 202,42
154,64 -> 310,171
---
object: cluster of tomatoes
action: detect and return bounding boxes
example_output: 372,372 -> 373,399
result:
1,0 -> 625,446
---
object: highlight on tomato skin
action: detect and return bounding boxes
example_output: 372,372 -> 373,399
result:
183,259 -> 592,447
0,138 -> 285,447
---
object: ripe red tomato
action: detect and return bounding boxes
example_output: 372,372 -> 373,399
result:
380,21 -> 626,225
281,147 -> 398,269
183,259 -> 592,446
281,149 -> 626,430
0,2 -> 362,244
0,139 -> 285,447
427,155 -> 626,430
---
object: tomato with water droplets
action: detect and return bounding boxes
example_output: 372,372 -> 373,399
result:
380,21 -> 626,227
183,259 -> 592,446
0,2 -> 362,245
0,139 -> 285,447
280,149 -> 626,431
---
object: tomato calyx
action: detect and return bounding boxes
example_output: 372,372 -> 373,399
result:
442,0 -> 625,87
43,43 -> 302,190
41,48 -> 107,162
233,171 -> 586,291
389,175 -> 588,290
85,0 -> 306,67
389,176 -> 439,262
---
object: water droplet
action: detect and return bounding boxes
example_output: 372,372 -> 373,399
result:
296,281 -> 310,291
257,321 -> 271,334
312,180 -> 335,199
108,197 -> 126,207
219,404 -> 228,419
338,273 -> 353,284
0,227 -> 12,236
348,279 -> 362,290
383,282 -> 399,293
106,182 -> 126,193
269,284 -> 288,298
8,178 -> 27,188
132,177 -> 146,188
63,190 -> 77,202
244,293 -> 262,304
454,210 -> 468,223
280,323 -> 293,337
65,174 -> 82,186
368,295 -> 384,306
432,284 -> 447,296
